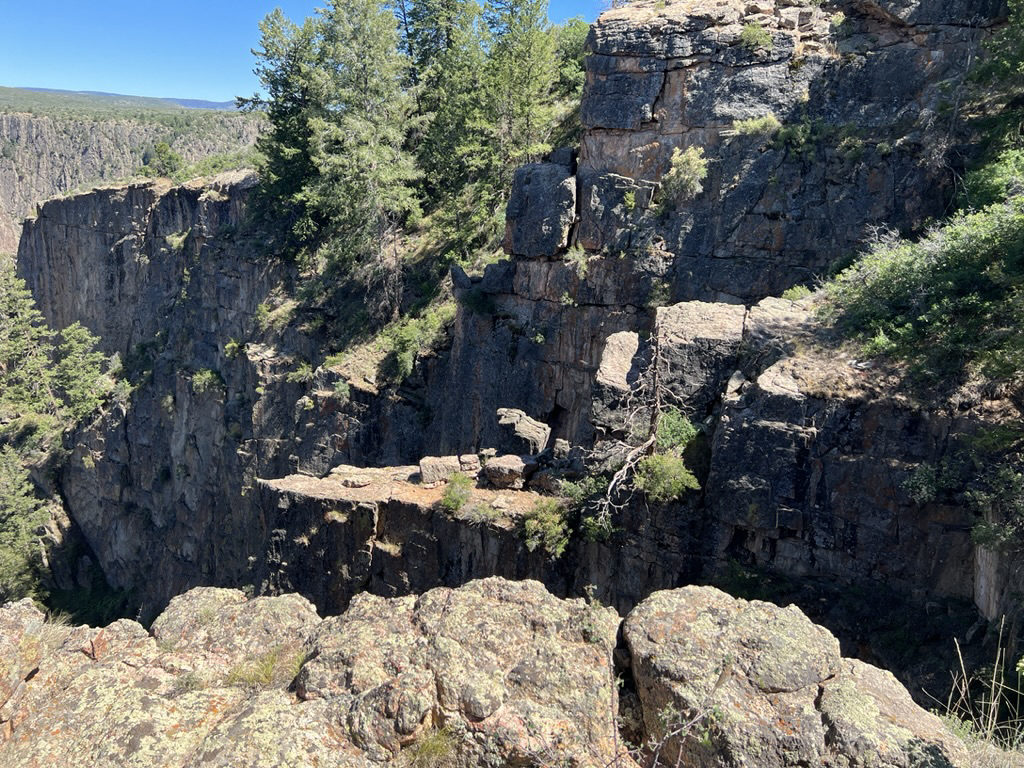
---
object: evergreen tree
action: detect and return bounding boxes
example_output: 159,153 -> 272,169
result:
312,0 -> 421,272
485,0 -> 558,185
238,11 -> 322,252
0,261 -> 61,423
414,1 -> 494,203
0,445 -> 45,602
0,261 -> 111,602
241,1 -> 419,269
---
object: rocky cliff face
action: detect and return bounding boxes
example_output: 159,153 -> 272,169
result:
0,579 -> 971,767
16,173 -> 424,618
574,0 -> 1006,301
10,0 -> 1018,706
0,111 -> 260,253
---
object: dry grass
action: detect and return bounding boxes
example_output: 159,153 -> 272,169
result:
938,620 -> 1024,766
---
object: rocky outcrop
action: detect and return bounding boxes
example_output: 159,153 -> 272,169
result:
624,586 -> 969,767
503,153 -> 577,259
501,0 -> 1007,303
0,579 -> 622,767
15,175 -> 423,617
573,0 -> 1007,301
0,110 -> 260,253
0,580 -> 969,767
10,0 -> 1017,720
17,172 -> 263,357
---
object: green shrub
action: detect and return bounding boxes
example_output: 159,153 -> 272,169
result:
191,368 -> 222,394
522,498 -> 570,559
656,408 -> 698,454
565,245 -> 589,277
646,278 -> 671,308
560,475 -> 609,509
634,454 -> 700,504
165,230 -> 189,252
440,472 -> 473,513
382,301 -> 457,382
224,339 -> 245,359
903,464 -> 939,505
740,23 -> 773,50
659,146 -> 708,210
733,114 -> 782,136
964,149 -> 1024,209
286,362 -> 314,384
781,284 -> 812,301
333,379 -> 351,403
823,196 -> 1024,382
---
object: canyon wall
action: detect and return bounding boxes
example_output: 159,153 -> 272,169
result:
0,110 -> 260,253
13,0 -> 1017,667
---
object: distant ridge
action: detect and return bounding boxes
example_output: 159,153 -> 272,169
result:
12,87 -> 236,111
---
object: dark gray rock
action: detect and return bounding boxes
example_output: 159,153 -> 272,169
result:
482,454 -> 537,490
576,0 -> 1006,300
503,162 -> 576,259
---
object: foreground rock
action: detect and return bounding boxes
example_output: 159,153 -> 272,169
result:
0,579 -> 620,767
625,586 -> 969,768
0,580 -> 968,767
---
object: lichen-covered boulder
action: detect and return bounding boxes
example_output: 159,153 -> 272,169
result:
624,586 -> 969,767
0,580 -> 623,767
298,578 -> 622,766
0,600 -> 47,716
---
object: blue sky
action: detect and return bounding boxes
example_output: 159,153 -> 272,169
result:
0,1 -> 604,103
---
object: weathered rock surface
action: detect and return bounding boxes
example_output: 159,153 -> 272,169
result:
574,0 -> 1006,301
0,110 -> 260,254
496,407 -> 552,455
17,172 -> 263,358
503,159 -> 577,258
11,0 -> 1018,720
0,579 -> 621,767
16,176 -> 425,617
0,581 -> 970,767
624,586 -> 969,767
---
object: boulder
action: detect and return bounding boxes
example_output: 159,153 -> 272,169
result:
297,578 -> 621,764
0,599 -> 47,714
482,454 -> 537,490
418,455 -> 463,485
496,407 -> 551,455
504,162 -> 577,259
0,581 -> 621,767
624,586 -> 969,767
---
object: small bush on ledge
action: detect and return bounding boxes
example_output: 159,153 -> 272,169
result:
659,146 -> 708,213
634,454 -> 700,504
522,498 -> 570,559
733,114 -> 782,136
440,472 -> 473,513
740,23 -> 773,51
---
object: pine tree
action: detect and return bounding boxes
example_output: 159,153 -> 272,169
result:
485,0 -> 558,185
414,1 -> 493,202
241,1 -> 419,269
